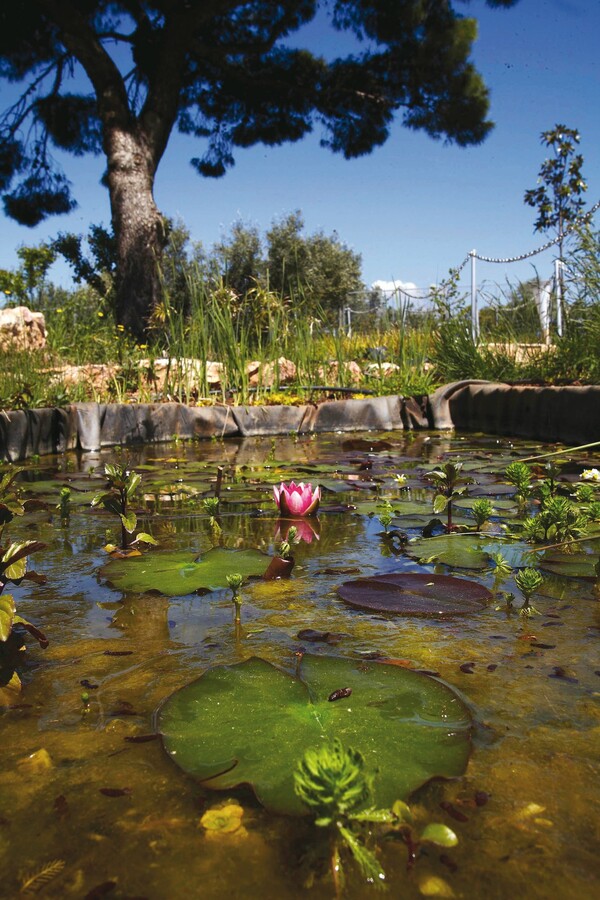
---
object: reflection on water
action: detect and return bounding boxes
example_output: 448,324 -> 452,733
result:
1,431 -> 599,899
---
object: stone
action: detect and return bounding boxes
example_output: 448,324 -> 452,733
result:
247,357 -> 297,387
0,306 -> 46,351
364,362 -> 401,377
315,360 -> 363,384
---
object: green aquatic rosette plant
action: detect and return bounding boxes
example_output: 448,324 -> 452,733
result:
295,739 -> 388,891
471,498 -> 495,530
505,461 -> 532,504
294,739 -> 460,895
522,496 -> 588,545
515,567 -> 544,617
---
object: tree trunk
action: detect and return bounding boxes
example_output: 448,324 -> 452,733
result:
106,127 -> 166,340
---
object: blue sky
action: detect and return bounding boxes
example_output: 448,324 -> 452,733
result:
0,0 -> 598,300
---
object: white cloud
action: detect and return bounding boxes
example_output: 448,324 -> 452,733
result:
371,279 -> 419,295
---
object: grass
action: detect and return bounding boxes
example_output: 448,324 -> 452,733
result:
1,263 -> 598,410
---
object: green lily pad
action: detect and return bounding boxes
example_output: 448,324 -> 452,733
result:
538,551 -> 598,580
453,497 -> 518,514
352,499 -> 430,517
407,535 -> 489,569
337,572 -> 491,616
101,547 -> 270,596
158,655 -> 472,815
407,535 -> 534,570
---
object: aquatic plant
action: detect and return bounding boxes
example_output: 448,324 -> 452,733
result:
535,461 -> 562,500
158,655 -> 472,818
424,461 -> 473,532
377,500 -> 394,534
488,550 -> 513,593
522,496 -> 588,544
91,463 -> 158,552
573,482 -> 595,503
226,572 -> 244,623
0,540 -> 49,688
57,486 -> 71,524
471,498 -> 495,530
294,739 -> 459,895
264,525 -> 298,579
294,739 -> 388,892
277,524 -> 298,560
515,567 -> 544,617
202,496 -> 222,535
0,469 -> 48,695
505,461 -> 532,504
273,481 -> 321,516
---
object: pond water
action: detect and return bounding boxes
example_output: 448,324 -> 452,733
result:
1,431 -> 599,899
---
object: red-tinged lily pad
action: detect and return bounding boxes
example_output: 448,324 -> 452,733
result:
100,547 -> 271,596
337,572 -> 491,617
158,655 -> 472,815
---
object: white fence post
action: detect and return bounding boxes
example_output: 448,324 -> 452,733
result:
470,250 -> 479,341
554,258 -> 563,337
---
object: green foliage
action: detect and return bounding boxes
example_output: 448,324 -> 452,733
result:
52,224 -> 116,299
514,567 -> 544,616
524,125 -> 589,250
57,487 -> 71,524
294,739 -> 460,891
521,496 -> 588,545
226,572 -> 244,622
424,461 -> 473,531
91,463 -> 157,551
505,461 -> 532,502
294,739 -> 374,826
471,498 -> 495,529
0,243 -> 56,306
0,470 -> 48,686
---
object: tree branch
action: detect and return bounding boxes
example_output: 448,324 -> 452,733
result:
33,0 -> 131,126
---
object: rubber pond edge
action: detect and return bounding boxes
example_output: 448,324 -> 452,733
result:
1,382 -> 599,461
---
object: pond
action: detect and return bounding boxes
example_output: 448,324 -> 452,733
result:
1,430 -> 599,899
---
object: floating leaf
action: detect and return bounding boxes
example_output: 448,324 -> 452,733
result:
538,551 -> 598,580
101,547 -> 270,596
408,536 -> 533,570
337,573 -> 491,617
158,655 -> 472,815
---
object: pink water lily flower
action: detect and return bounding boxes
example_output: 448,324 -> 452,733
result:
273,481 -> 321,517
